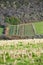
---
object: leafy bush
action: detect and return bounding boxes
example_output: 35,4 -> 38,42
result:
5,16 -> 20,25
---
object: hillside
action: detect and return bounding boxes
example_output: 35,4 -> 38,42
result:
0,0 -> 43,23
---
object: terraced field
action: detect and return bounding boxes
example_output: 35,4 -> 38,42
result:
0,40 -> 43,65
0,21 -> 43,38
7,23 -> 35,37
7,21 -> 43,38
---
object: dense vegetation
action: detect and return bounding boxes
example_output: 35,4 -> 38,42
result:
0,0 -> 43,7
5,16 -> 20,25
0,0 -> 43,23
0,0 -> 29,7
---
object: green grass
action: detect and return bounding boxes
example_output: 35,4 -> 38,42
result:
24,24 -> 34,36
33,22 -> 43,34
0,27 -> 4,35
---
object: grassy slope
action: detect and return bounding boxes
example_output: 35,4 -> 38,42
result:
33,22 -> 43,34
0,28 -> 3,35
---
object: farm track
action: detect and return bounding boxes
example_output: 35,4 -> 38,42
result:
0,39 -> 43,45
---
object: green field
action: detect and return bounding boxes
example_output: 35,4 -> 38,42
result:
0,21 -> 43,37
0,42 -> 43,65
0,26 -> 4,35
8,24 -> 35,37
24,24 -> 34,36
7,21 -> 43,37
8,25 -> 17,36
33,22 -> 43,35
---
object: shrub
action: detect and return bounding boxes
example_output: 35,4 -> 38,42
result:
5,16 -> 20,25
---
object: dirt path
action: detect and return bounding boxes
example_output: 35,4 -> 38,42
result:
0,39 -> 43,46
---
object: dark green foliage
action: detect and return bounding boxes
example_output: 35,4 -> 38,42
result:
5,16 -> 20,25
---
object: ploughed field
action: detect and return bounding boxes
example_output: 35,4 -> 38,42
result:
0,40 -> 43,65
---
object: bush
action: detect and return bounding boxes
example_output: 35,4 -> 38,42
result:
5,16 -> 20,25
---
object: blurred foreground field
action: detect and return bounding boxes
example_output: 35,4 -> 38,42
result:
0,39 -> 43,65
